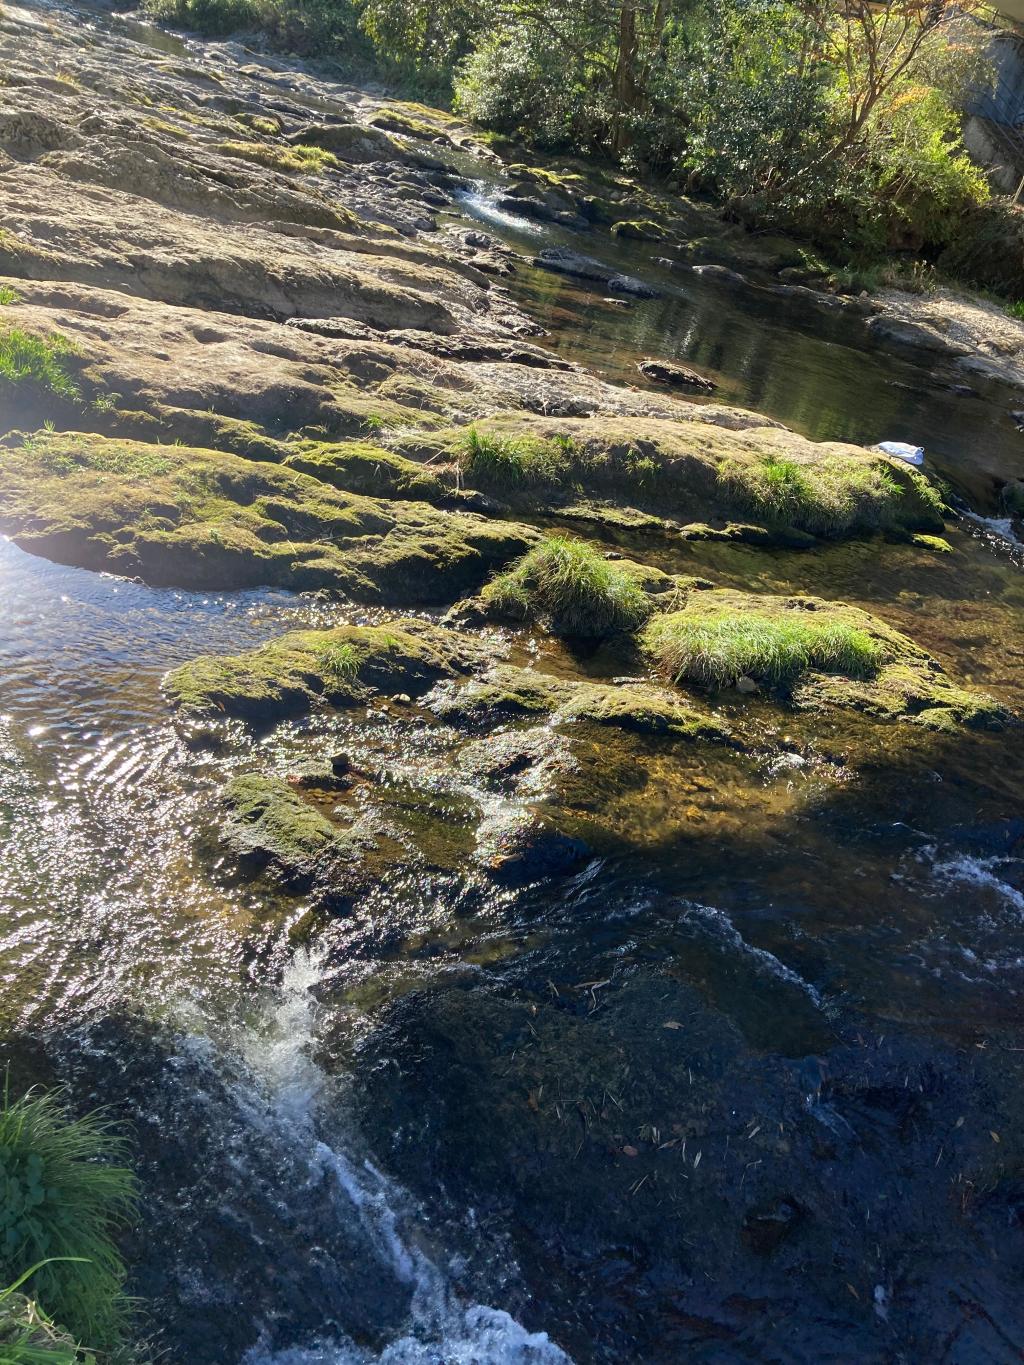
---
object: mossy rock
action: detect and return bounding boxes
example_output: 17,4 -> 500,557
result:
448,414 -> 944,540
0,431 -> 534,599
366,109 -> 450,143
165,618 -> 488,720
283,441 -> 446,501
222,773 -> 375,901
611,220 -> 665,242
428,664 -> 729,741
643,588 -> 1008,730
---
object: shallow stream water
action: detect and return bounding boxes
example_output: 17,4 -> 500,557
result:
4,6 -> 1024,1361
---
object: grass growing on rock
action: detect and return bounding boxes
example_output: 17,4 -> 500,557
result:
0,329 -> 79,401
457,427 -> 572,492
642,587 -> 1008,729
716,451 -> 942,535
217,139 -> 340,175
644,607 -> 883,688
0,1089 -> 137,1352
483,535 -> 654,637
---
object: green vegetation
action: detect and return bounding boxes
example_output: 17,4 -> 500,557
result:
0,286 -> 20,306
644,606 -> 883,689
217,140 -> 339,174
165,619 -> 483,719
0,1270 -> 82,1365
483,535 -> 653,637
457,427 -> 571,492
0,1088 -> 137,1353
716,450 -> 938,535
0,330 -> 80,402
0,432 -> 532,599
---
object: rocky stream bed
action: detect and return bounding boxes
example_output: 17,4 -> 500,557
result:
3,2 -> 1024,1361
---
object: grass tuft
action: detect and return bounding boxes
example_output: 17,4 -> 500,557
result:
0,331 -> 80,402
0,1088 -> 138,1351
457,427 -> 571,492
0,286 -> 21,306
717,452 -> 909,535
644,607 -> 884,689
484,535 -> 653,637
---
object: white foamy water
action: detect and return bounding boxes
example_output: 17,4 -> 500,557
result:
924,850 -> 1024,916
961,510 -> 1024,552
238,951 -> 573,1365
454,186 -> 546,235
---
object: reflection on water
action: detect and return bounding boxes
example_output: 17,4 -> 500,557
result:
453,185 -> 1024,508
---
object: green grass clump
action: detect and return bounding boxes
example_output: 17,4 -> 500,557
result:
217,140 -> 339,174
0,330 -> 80,402
0,286 -> 21,306
317,641 -> 361,679
644,607 -> 884,689
718,452 -> 910,535
0,1089 -> 138,1351
484,535 -> 652,637
458,427 -> 571,492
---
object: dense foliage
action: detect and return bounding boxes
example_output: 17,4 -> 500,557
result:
144,0 -> 1002,264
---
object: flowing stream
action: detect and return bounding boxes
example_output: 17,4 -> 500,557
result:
4,6 -> 1024,1360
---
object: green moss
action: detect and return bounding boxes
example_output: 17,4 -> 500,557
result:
429,664 -> 729,741
643,587 -> 1007,728
366,109 -> 444,140
217,139 -> 340,174
222,773 -> 372,895
0,432 -> 533,598
165,618 -> 484,719
234,112 -> 281,136
911,532 -> 953,553
483,535 -> 654,637
610,219 -> 665,241
284,441 -> 445,501
0,329 -> 80,402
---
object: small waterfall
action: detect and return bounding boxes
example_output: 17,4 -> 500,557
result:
234,951 -> 573,1365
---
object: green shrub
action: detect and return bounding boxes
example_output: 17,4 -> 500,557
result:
0,331 -> 80,402
644,607 -> 883,688
457,427 -> 570,491
483,535 -> 652,636
0,1089 -> 137,1350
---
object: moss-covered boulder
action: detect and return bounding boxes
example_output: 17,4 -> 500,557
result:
428,664 -> 730,741
165,619 -> 488,720
611,219 -> 665,241
0,432 -> 534,599
643,588 -> 1009,730
222,773 -> 375,902
446,415 -> 945,540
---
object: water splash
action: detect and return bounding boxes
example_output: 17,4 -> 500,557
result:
237,951 -> 573,1365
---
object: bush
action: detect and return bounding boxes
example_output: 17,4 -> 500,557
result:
483,535 -> 653,636
644,606 -> 883,688
0,1089 -> 137,1351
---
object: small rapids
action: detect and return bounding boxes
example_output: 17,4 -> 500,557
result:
237,952 -> 572,1365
